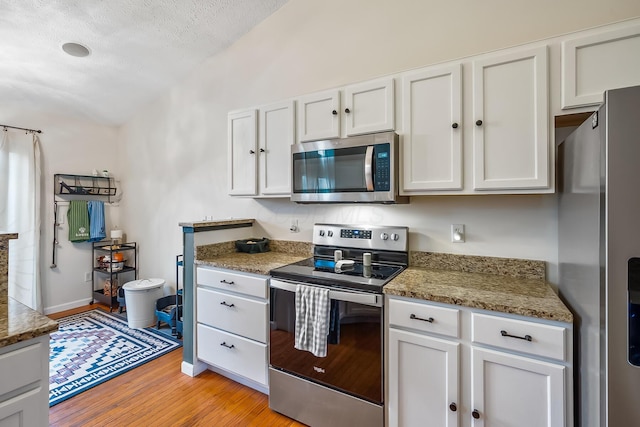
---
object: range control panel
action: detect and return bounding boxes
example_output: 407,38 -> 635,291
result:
314,223 -> 408,252
340,229 -> 373,239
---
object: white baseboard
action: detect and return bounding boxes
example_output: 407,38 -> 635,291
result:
181,360 -> 208,377
44,298 -> 92,315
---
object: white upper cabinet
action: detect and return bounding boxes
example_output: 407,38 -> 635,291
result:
472,46 -> 549,190
297,78 -> 395,142
228,102 -> 294,198
228,109 -> 257,196
401,64 -> 463,192
297,89 -> 341,142
562,23 -> 640,109
343,78 -> 395,136
259,100 -> 295,196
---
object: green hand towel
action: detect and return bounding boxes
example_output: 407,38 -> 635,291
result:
68,200 -> 90,242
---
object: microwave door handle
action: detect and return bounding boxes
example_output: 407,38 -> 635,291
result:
364,146 -> 374,191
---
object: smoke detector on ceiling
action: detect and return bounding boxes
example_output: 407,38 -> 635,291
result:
62,42 -> 91,57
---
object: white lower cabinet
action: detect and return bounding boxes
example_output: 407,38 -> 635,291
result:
471,347 -> 565,427
197,323 -> 267,385
195,266 -> 268,391
387,296 -> 572,427
388,329 -> 460,427
0,335 -> 50,427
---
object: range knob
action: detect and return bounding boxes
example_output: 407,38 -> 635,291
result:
390,233 -> 399,241
380,232 -> 389,240
319,230 -> 325,237
327,230 -> 333,237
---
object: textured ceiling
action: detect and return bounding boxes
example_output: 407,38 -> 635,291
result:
0,0 -> 288,125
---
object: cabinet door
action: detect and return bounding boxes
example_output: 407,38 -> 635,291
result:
388,329 -> 459,427
259,100 -> 295,196
562,23 -> 640,109
0,387 -> 47,427
471,347 -> 565,427
344,78 -> 395,136
228,109 -> 257,195
401,64 -> 462,192
297,90 -> 340,142
472,46 -> 549,190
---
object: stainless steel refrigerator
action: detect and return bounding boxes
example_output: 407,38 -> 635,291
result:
558,85 -> 640,427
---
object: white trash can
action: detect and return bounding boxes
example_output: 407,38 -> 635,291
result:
122,278 -> 165,328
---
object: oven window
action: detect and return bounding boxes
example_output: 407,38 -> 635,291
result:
269,286 -> 382,403
293,147 -> 367,193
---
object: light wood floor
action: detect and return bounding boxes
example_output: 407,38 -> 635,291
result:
48,304 -> 305,427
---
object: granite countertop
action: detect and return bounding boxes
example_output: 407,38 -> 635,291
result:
194,239 -> 572,323
0,298 -> 59,348
197,252 -> 308,276
195,240 -> 313,276
385,266 -> 573,323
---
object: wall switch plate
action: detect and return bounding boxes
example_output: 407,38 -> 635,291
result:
84,272 -> 92,282
451,224 -> 465,243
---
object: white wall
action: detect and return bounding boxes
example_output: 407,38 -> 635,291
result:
0,107 -> 120,313
118,0 -> 640,294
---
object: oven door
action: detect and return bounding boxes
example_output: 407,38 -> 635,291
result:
269,279 -> 383,404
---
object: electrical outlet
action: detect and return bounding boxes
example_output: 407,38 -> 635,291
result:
451,224 -> 465,243
290,219 -> 299,233
84,272 -> 92,282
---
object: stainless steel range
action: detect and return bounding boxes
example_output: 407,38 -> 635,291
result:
269,223 -> 408,427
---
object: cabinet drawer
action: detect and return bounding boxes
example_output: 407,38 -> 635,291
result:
197,323 -> 267,386
472,313 -> 567,361
197,287 -> 267,343
0,340 -> 45,396
389,298 -> 460,338
197,267 -> 267,299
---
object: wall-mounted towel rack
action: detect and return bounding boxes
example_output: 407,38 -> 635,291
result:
51,174 -> 119,268
54,174 -> 116,199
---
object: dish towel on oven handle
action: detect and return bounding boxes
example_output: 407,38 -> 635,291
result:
294,284 -> 331,357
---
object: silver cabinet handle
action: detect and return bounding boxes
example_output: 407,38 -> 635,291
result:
410,313 -> 434,323
500,330 -> 532,341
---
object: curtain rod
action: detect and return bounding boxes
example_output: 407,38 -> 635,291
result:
1,124 -> 42,134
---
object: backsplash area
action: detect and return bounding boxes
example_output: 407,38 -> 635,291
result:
195,238 -> 544,281
410,251 -> 545,280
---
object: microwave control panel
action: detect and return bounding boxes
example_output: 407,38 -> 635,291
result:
374,144 -> 391,191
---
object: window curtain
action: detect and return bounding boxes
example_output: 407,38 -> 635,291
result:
0,130 -> 42,312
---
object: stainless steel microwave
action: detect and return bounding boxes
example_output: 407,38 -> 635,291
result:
291,131 -> 408,204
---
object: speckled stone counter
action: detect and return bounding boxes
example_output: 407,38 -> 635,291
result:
0,298 -> 58,348
0,233 -> 18,305
0,232 -> 58,349
385,252 -> 572,323
196,240 -> 313,276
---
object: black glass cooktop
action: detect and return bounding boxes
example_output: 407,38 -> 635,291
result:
269,257 -> 404,293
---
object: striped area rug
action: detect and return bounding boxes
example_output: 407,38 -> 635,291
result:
49,309 -> 182,406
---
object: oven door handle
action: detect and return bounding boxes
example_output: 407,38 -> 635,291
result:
270,279 -> 382,307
